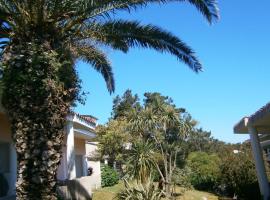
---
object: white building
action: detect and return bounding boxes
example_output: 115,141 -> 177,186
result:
0,111 -> 101,199
234,102 -> 270,200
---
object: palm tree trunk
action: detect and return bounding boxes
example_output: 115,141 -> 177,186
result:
2,42 -> 77,199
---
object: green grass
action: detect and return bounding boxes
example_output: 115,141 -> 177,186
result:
92,182 -> 220,200
92,182 -> 123,200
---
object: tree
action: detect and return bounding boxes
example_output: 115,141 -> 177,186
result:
185,128 -> 212,153
112,89 -> 141,119
186,151 -> 221,191
0,0 -> 219,198
96,119 -> 129,167
128,93 -> 192,197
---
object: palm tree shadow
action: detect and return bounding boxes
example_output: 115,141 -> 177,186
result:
57,179 -> 92,200
56,145 -> 92,200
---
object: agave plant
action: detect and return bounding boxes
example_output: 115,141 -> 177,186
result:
116,179 -> 164,200
0,0 -> 219,199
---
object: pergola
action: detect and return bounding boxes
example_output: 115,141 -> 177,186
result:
234,102 -> 270,200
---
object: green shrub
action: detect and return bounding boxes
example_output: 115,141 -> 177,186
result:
116,179 -> 164,200
219,146 -> 261,200
0,173 -> 9,197
101,164 -> 119,187
172,167 -> 193,189
186,152 -> 220,191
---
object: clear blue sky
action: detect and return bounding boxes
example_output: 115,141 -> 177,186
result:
75,0 -> 270,143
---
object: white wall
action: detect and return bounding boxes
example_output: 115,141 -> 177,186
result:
85,142 -> 101,189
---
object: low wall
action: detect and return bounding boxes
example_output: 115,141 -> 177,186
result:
57,176 -> 94,200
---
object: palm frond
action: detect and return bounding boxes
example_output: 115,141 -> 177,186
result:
62,0 -> 219,33
45,0 -> 79,21
185,0 -> 219,23
74,0 -> 219,23
85,20 -> 202,72
73,44 -> 115,93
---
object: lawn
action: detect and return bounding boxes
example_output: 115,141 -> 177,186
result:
92,182 -> 220,200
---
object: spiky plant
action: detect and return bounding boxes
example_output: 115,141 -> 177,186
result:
0,0 -> 219,199
116,179 -> 164,200
126,140 -> 156,184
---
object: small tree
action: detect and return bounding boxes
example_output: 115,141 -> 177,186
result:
125,140 -> 156,184
96,119 -> 129,167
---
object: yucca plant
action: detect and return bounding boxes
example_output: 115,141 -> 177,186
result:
0,0 -> 219,199
125,140 -> 156,184
116,179 -> 164,200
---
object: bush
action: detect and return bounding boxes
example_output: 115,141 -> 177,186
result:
116,179 -> 164,200
0,173 -> 9,197
101,164 -> 119,187
186,152 -> 220,191
219,145 -> 261,199
172,167 -> 193,190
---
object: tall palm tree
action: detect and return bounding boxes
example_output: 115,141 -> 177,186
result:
0,0 -> 219,199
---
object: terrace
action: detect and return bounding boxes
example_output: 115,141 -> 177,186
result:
234,102 -> 270,200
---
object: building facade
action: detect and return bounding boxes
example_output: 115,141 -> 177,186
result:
0,111 -> 101,199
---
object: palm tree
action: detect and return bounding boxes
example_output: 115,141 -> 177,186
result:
0,0 -> 219,199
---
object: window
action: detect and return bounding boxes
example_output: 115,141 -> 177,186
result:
0,142 -> 10,173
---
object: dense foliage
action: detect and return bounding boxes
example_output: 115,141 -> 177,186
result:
101,164 -> 120,187
218,144 -> 261,200
96,119 -> 129,167
186,152 -> 220,191
101,91 -> 197,198
99,90 -> 266,200
112,89 -> 141,120
171,167 -> 193,190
